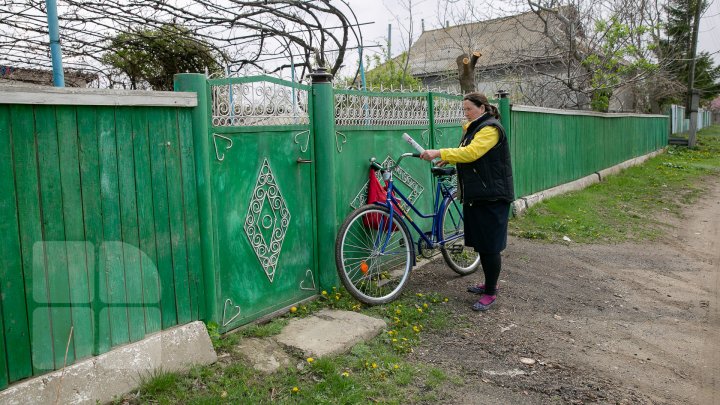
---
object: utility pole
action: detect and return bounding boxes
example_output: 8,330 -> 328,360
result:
687,0 -> 703,147
387,24 -> 392,61
46,0 -> 65,87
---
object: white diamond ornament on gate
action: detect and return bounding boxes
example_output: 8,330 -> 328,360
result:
244,159 -> 291,282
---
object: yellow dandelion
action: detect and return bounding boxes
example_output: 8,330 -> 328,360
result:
417,308 -> 423,313
394,364 -> 399,369
416,293 -> 424,297
306,357 -> 314,363
413,326 -> 420,332
321,290 -> 328,295
395,309 -> 402,314
292,387 -> 299,393
392,338 -> 397,342
423,303 -> 428,309
290,306 -> 297,313
443,298 -> 449,302
371,362 -> 378,369
341,371 -> 349,377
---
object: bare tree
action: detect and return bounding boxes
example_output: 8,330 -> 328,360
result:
0,0 -> 363,87
402,0 -> 670,111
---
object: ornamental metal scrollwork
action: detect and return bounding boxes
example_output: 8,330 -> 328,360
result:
222,298 -> 241,327
243,159 -> 291,283
293,130 -> 311,153
213,134 -> 233,161
420,129 -> 430,146
334,92 -> 429,127
335,131 -> 347,153
212,81 -> 309,127
299,269 -> 316,291
433,97 -> 464,124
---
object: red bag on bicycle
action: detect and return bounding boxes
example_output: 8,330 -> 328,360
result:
363,168 -> 398,230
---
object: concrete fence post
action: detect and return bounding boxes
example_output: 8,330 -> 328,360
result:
310,67 -> 339,291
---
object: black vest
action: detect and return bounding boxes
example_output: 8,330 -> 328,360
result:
456,114 -> 514,202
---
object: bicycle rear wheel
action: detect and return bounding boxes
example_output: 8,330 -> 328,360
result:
335,204 -> 413,305
440,195 -> 481,275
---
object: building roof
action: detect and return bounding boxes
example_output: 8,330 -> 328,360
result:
0,65 -> 97,87
407,8 -> 575,76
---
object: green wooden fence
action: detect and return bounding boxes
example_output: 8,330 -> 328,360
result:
0,79 -> 669,390
510,106 -> 669,198
0,90 -> 202,389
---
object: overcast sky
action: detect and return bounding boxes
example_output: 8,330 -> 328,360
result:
344,0 -> 720,70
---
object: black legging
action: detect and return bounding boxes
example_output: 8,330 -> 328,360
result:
480,253 -> 502,295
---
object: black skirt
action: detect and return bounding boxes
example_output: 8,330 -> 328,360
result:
463,200 -> 510,254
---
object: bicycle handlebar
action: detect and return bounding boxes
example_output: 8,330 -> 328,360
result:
369,152 -> 419,172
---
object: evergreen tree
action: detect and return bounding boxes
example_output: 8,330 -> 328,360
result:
657,0 -> 720,106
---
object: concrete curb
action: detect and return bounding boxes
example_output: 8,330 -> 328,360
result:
513,148 -> 665,216
0,321 -> 217,405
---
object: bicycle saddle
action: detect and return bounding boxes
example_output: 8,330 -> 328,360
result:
431,166 -> 456,176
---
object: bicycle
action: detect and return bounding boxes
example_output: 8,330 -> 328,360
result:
335,152 -> 481,305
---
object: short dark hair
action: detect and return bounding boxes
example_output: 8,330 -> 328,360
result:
463,92 -> 500,119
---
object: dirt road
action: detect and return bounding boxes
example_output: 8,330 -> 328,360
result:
406,178 -> 720,404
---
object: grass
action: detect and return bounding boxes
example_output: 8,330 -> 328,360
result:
119,126 -> 720,404
510,125 -> 720,243
115,289 -> 462,404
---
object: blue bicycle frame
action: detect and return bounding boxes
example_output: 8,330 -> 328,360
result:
372,157 -> 465,256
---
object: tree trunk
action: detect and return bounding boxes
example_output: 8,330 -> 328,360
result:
457,51 -> 481,94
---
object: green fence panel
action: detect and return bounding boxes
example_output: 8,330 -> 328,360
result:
177,110 -> 205,322
0,95 -> 201,387
0,105 -> 32,385
10,105 -> 55,374
511,107 -> 668,198
56,106 -> 95,361
130,108 -> 162,335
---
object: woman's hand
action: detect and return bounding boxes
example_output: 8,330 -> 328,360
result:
420,149 -> 441,161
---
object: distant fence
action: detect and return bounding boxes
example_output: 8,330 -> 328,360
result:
511,106 -> 668,198
668,104 -> 712,134
0,88 -> 203,388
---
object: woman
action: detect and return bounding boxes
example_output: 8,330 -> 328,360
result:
420,92 -> 514,311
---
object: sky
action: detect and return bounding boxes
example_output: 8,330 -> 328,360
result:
344,0 -> 720,70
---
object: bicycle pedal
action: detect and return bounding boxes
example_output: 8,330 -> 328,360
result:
449,245 -> 464,254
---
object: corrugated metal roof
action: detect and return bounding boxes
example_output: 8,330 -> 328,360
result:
407,9 -> 571,76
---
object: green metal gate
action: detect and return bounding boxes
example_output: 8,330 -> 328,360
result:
177,75 -> 318,331
210,77 -> 317,330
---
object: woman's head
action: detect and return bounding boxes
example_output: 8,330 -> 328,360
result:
462,92 -> 500,120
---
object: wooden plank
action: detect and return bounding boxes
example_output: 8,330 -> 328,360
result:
131,108 -> 161,334
12,104 -> 55,374
0,301 -> 7,388
76,106 -> 111,355
0,104 -> 29,385
0,86 -> 197,107
148,108 -> 178,328
55,105 -> 94,361
163,108 -> 191,325
177,109 -> 204,321
115,107 -> 145,343
97,107 -> 130,347
34,105 -> 76,370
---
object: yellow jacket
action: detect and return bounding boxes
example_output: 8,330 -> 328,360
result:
439,120 -> 499,164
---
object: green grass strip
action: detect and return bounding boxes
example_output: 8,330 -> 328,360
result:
510,125 -> 720,243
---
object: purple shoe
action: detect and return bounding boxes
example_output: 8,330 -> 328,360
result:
472,294 -> 496,311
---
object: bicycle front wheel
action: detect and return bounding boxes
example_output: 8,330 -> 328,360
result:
440,195 -> 481,275
335,204 -> 413,305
